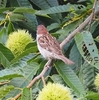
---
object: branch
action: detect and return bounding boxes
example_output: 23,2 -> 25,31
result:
88,0 -> 97,30
60,10 -> 99,49
13,59 -> 52,100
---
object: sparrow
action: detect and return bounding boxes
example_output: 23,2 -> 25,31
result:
36,25 -> 74,65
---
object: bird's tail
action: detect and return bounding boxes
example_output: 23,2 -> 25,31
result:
59,55 -> 74,65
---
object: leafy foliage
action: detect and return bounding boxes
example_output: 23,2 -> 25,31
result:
55,61 -> 85,95
75,31 -> 99,69
0,0 -> 99,100
20,88 -> 32,100
0,85 -> 14,99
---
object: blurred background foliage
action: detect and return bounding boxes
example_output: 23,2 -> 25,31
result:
0,0 -> 99,100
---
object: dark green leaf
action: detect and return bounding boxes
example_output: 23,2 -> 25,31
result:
0,0 -> 7,7
36,4 -> 86,15
51,74 -> 65,84
31,0 -> 61,22
47,23 -> 60,31
8,21 -> 15,34
55,61 -> 85,95
16,0 -> 38,31
75,31 -> 99,69
10,13 -> 27,22
30,0 -> 59,9
0,27 -> 8,44
69,43 -> 82,71
81,62 -> 95,89
0,43 -> 14,68
9,62 -> 39,97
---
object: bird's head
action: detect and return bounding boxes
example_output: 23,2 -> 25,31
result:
37,25 -> 48,35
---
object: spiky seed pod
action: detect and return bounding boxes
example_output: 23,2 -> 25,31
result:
36,83 -> 72,100
6,30 -> 33,57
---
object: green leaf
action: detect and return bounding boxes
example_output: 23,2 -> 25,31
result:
47,23 -> 60,31
0,7 -> 15,13
10,13 -> 27,22
11,46 -> 38,64
9,62 -> 39,97
16,0 -> 38,31
31,0 -> 61,22
13,7 -> 37,14
51,74 -> 65,84
69,43 -> 82,71
36,4 -> 86,15
21,88 -> 33,100
85,92 -> 99,100
30,0 -> 59,9
81,62 -> 95,89
0,85 -> 14,99
0,43 -> 14,68
8,21 -> 15,34
55,61 -> 85,95
0,27 -> 8,44
0,0 -> 7,7
75,31 -> 99,69
0,68 -> 23,80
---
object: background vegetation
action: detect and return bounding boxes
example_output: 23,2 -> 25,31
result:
0,0 -> 99,100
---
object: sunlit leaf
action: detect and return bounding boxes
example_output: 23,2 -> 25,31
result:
20,88 -> 33,100
0,85 -> 14,99
85,92 -> 99,100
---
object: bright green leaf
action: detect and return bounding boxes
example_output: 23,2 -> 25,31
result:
0,85 -> 14,100
21,88 -> 33,100
13,7 -> 37,14
85,92 -> 99,100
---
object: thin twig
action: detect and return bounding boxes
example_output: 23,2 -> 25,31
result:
41,76 -> 46,86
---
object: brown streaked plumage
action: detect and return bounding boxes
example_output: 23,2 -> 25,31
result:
37,25 -> 74,65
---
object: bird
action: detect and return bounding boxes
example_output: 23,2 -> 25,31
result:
36,25 -> 74,65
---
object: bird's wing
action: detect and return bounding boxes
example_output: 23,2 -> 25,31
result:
38,34 -> 62,55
